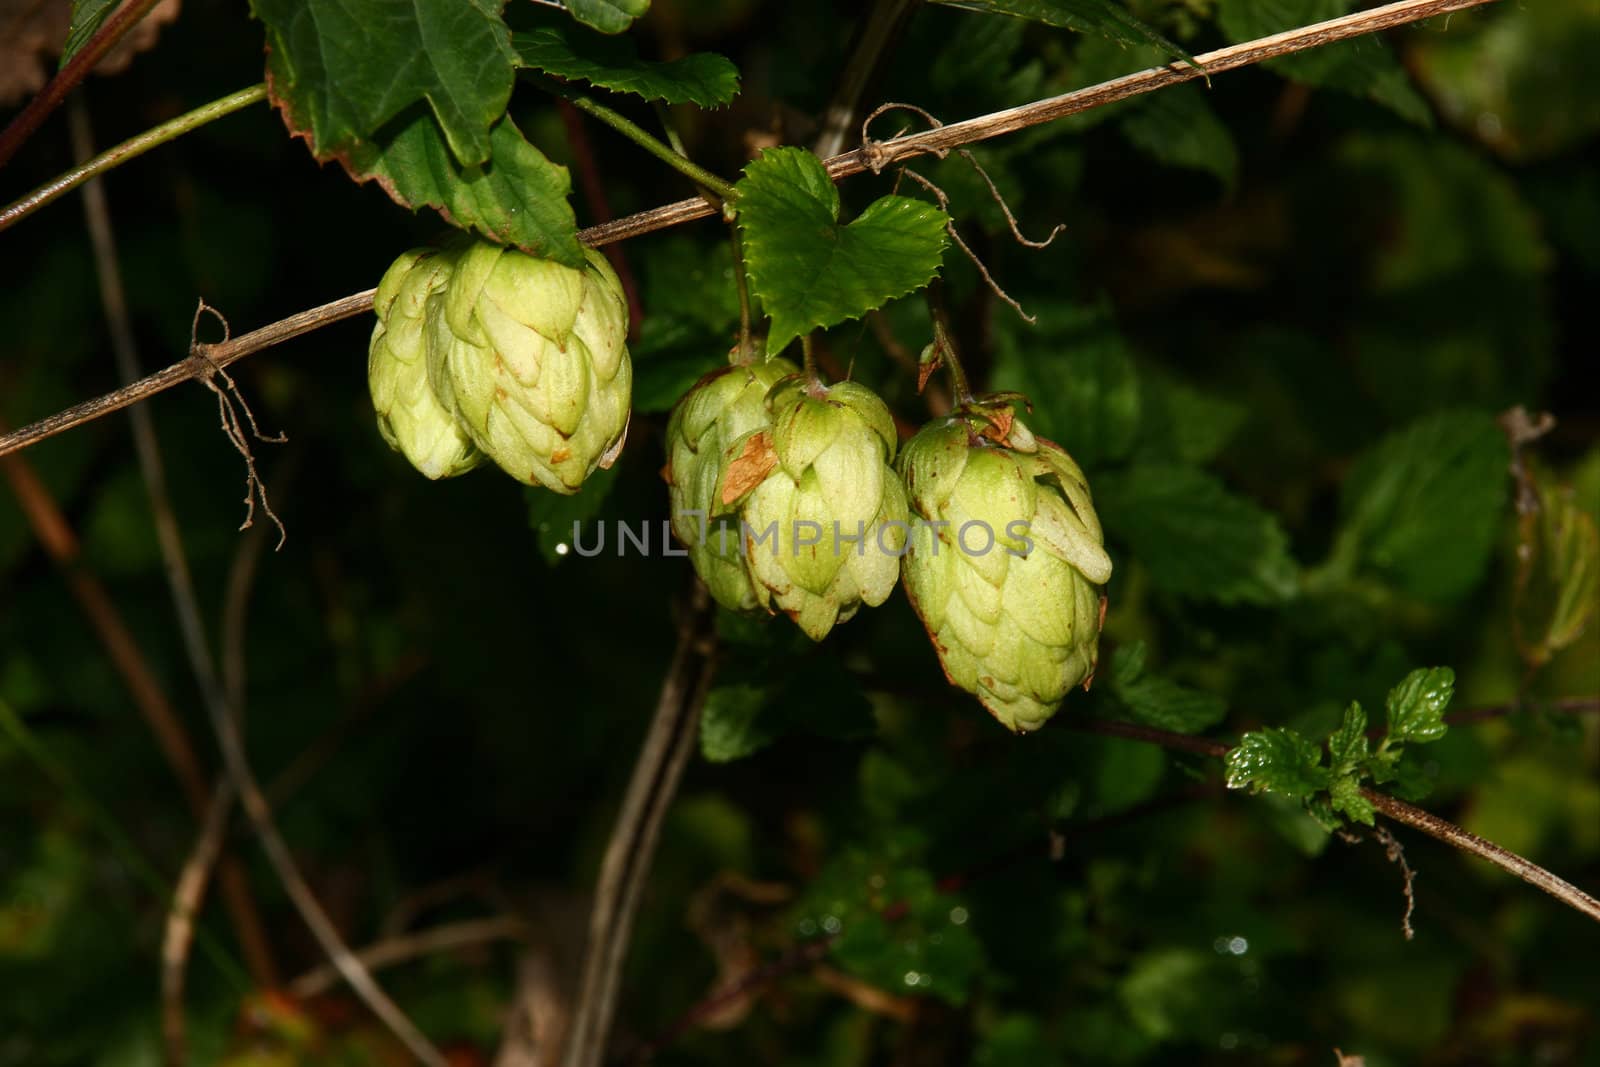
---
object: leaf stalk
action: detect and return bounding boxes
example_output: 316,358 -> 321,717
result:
560,89 -> 738,202
0,84 -> 268,234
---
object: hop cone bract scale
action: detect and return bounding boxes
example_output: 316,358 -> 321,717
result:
367,248 -> 484,480
664,358 -> 800,612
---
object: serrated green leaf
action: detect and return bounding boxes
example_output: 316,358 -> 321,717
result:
526,464 -> 619,565
60,0 -> 118,67
991,300 -> 1140,469
1137,372 -> 1248,464
1385,667 -> 1453,745
1327,775 -> 1375,825
1216,0 -> 1431,124
735,147 -> 948,356
932,0 -> 1196,68
1326,702 -> 1369,767
512,27 -> 739,107
1118,84 -> 1239,191
1225,727 -> 1329,797
799,851 -> 984,1005
699,655 -> 873,762
254,0 -> 517,166
1116,675 -> 1228,735
565,0 -> 649,34
1108,646 -> 1227,735
1329,411 -> 1509,601
1096,464 -> 1299,604
698,684 -> 772,762
348,111 -> 582,264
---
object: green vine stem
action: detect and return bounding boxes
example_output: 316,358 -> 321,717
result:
728,223 -> 757,362
650,99 -> 758,360
559,90 -> 739,203
801,334 -> 821,381
0,84 -> 267,234
926,281 -> 973,403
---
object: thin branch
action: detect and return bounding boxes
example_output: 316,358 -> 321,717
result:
1442,695 -> 1599,728
65,99 -> 449,1067
1061,716 -> 1600,923
0,84 -> 266,233
1061,717 -> 1230,759
0,0 -> 1497,463
288,915 -> 529,999
563,583 -> 718,1067
0,287 -> 372,459
161,780 -> 236,1067
69,94 -> 280,989
559,88 -> 738,202
902,166 -> 1035,323
185,525 -> 455,1066
1362,789 -> 1600,923
0,0 -> 169,168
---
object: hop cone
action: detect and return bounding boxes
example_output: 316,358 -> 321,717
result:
899,405 -> 1112,732
723,376 -> 908,640
434,240 -> 632,493
367,248 -> 483,479
664,358 -> 799,612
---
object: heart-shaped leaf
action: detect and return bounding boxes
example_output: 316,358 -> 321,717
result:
735,147 -> 948,356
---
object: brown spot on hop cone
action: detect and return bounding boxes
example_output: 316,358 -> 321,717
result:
720,431 -> 778,505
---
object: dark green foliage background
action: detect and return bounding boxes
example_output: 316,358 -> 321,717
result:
1,1 -> 1597,1064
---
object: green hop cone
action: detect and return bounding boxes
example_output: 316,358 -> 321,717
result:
899,404 -> 1112,733
722,376 -> 909,640
434,240 -> 632,493
664,357 -> 800,612
368,248 -> 483,479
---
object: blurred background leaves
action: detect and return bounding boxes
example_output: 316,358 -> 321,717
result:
2,0 -> 1598,1065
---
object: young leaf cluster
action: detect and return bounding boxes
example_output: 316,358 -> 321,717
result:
1226,667 -> 1456,828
